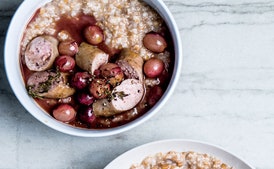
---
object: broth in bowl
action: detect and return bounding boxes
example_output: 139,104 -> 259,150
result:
19,0 -> 175,129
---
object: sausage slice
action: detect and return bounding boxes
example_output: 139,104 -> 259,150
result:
93,79 -> 144,117
116,49 -> 144,81
25,35 -> 59,71
27,70 -> 75,99
76,42 -> 109,74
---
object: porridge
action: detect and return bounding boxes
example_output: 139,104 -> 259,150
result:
21,0 -> 164,59
130,151 -> 234,169
20,0 -> 174,129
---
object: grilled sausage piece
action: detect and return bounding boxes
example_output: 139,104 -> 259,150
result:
25,35 -> 59,71
116,49 -> 144,81
76,42 -> 109,74
93,79 -> 144,117
27,70 -> 75,99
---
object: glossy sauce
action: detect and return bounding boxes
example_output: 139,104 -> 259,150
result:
20,10 -> 174,129
55,14 -> 96,44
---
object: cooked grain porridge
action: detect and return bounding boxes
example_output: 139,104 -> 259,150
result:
130,151 -> 234,169
22,0 -> 164,59
20,0 -> 175,129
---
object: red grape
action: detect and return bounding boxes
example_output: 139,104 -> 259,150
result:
100,63 -> 124,86
143,33 -> 167,53
89,79 -> 110,99
84,25 -> 104,45
78,106 -> 96,124
144,58 -> 164,78
77,92 -> 94,106
55,55 -> 75,72
71,72 -> 91,90
148,86 -> 163,107
52,104 -> 76,122
58,40 -> 78,56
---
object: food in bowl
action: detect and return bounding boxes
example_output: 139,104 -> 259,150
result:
20,0 -> 174,129
130,151 -> 233,169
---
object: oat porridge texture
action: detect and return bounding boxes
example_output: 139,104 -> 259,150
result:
20,0 -> 173,128
130,151 -> 234,169
21,0 -> 166,60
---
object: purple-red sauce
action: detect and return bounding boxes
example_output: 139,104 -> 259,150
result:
55,14 -> 96,44
20,11 -> 174,129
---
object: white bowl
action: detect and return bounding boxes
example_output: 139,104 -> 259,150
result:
105,139 -> 254,169
5,0 -> 182,137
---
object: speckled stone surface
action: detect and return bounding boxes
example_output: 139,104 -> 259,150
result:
1,0 -> 274,168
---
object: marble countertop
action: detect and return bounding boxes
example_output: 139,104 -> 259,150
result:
0,0 -> 273,168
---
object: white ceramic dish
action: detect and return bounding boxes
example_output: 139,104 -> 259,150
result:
105,139 -> 254,169
5,0 -> 182,137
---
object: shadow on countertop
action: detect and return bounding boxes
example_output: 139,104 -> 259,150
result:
0,1 -> 23,94
0,1 -> 34,132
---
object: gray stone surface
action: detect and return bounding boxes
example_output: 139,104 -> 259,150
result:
1,0 -> 274,168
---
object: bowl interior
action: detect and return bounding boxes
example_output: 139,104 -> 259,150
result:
5,0 -> 182,137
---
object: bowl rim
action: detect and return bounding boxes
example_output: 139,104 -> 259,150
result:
105,139 -> 255,169
4,0 -> 183,137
